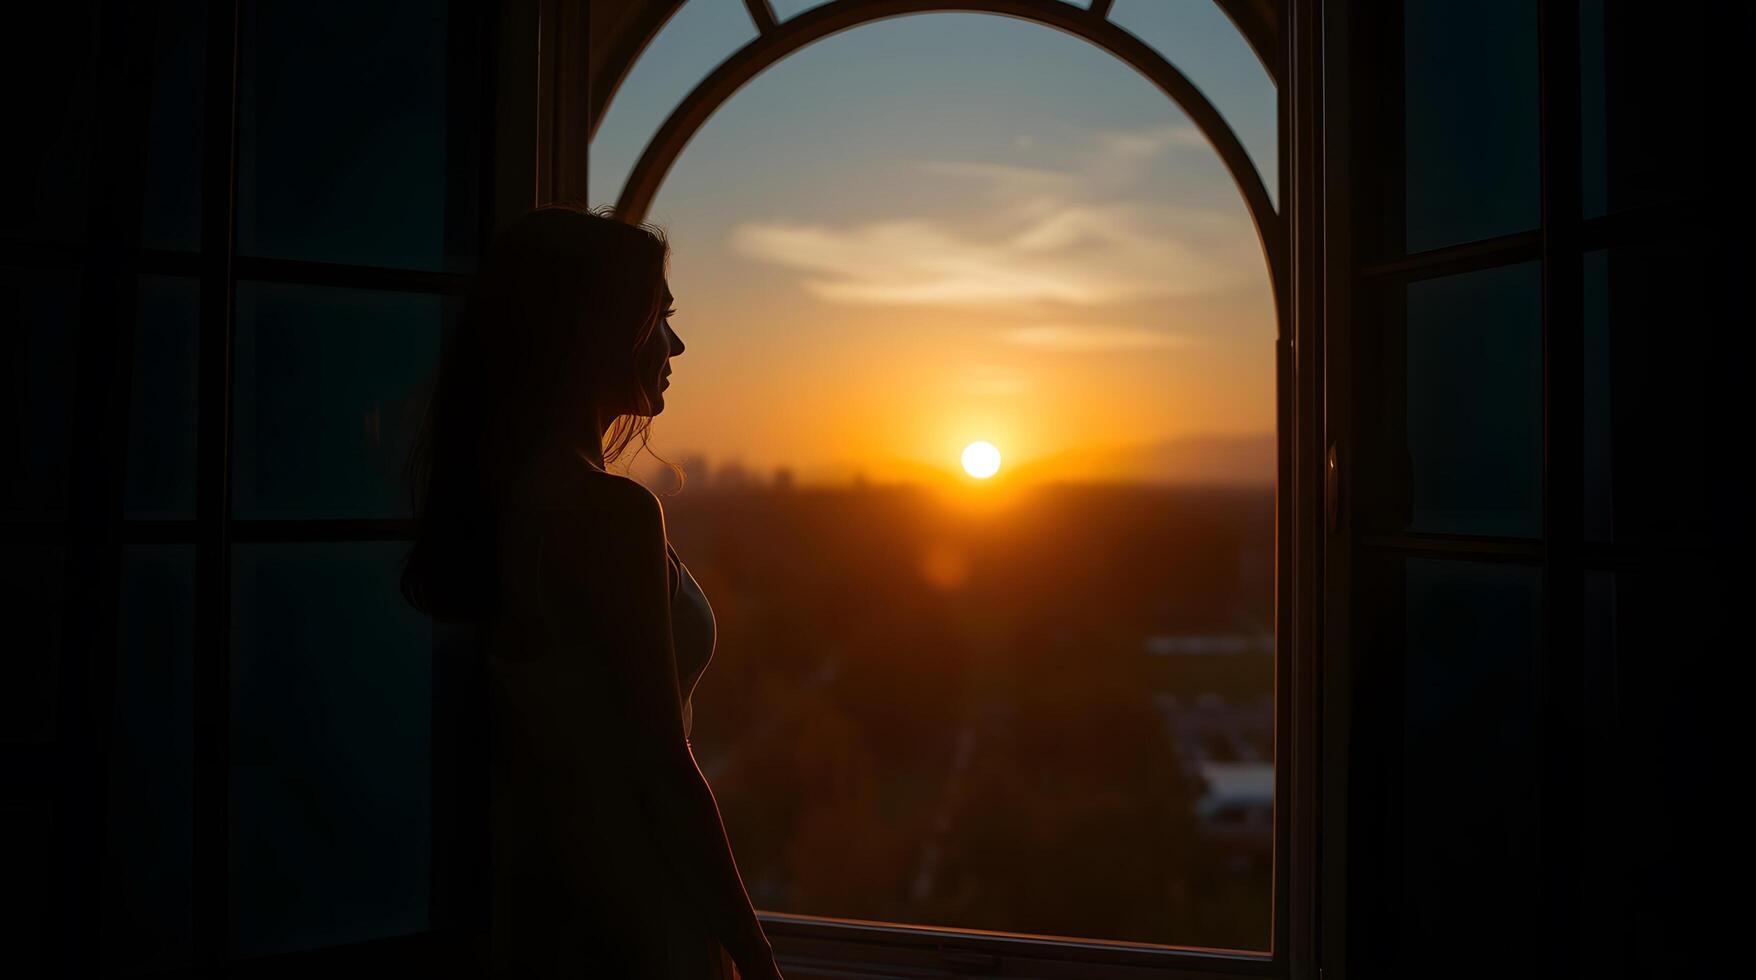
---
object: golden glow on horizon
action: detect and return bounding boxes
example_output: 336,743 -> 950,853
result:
961,441 -> 1002,479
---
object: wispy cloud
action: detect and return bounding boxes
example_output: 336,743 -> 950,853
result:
729,122 -> 1257,315
1001,324 -> 1200,353
963,363 -> 1031,396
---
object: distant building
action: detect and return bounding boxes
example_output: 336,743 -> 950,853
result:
716,460 -> 753,489
1143,632 -> 1273,656
1153,693 -> 1273,852
1193,760 -> 1274,846
677,453 -> 711,491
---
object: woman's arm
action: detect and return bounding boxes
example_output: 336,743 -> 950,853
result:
531,476 -> 780,979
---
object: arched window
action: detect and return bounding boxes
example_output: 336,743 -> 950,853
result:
586,2 -> 1298,975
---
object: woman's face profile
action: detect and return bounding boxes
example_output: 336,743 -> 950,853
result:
628,282 -> 684,416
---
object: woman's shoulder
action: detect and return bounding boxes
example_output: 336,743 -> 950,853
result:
509,448 -> 666,526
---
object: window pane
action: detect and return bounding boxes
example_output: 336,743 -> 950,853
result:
1579,0 -> 1608,218
1580,241 -> 1708,543
0,546 -> 62,743
1,268 -> 79,518
237,0 -> 480,270
139,0 -> 206,251
1404,263 -> 1543,536
1404,0 -> 1538,251
1108,0 -> 1279,208
1399,558 -> 1542,963
1580,0 -> 1708,219
230,541 -> 430,956
105,546 -> 194,973
674,486 -> 1275,949
770,0 -> 834,20
587,0 -> 759,208
0,7 -> 98,243
232,283 -> 441,519
127,276 -> 200,519
1582,250 -> 1613,540
608,4 -> 1277,949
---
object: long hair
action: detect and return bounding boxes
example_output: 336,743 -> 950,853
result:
402,204 -> 673,621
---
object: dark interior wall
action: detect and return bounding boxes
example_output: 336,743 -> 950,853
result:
2,2 -> 512,975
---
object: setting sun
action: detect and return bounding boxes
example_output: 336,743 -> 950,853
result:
961,441 -> 1002,479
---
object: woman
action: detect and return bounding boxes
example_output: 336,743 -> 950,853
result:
403,205 -> 781,979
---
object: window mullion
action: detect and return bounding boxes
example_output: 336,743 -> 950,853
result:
231,255 -> 469,295
1357,229 -> 1542,281
1537,0 -> 1586,974
192,0 -> 241,969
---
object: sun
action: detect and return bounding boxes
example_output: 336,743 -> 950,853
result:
961,441 -> 1002,479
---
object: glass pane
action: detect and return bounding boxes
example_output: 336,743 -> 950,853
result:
608,4 -> 1279,948
1579,0 -> 1608,218
587,0 -> 759,208
105,546 -> 194,973
232,283 -> 441,519
1580,241 -> 1709,543
1,268 -> 79,518
672,484 -> 1275,949
1404,263 -> 1543,536
1582,250 -> 1613,539
139,0 -> 206,251
0,7 -> 98,242
1580,0 -> 1708,219
1108,0 -> 1279,208
1400,558 -> 1542,963
237,0 -> 479,270
127,276 -> 200,519
230,541 -> 431,956
0,546 -> 63,743
771,0 -> 834,20
1403,0 -> 1538,252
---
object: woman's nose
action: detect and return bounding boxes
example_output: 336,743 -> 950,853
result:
668,324 -> 686,356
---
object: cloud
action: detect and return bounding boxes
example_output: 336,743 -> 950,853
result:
1100,123 -> 1208,154
1001,324 -> 1200,353
734,219 -> 1163,306
731,204 -> 1250,308
729,123 -> 1260,311
964,363 -> 1031,395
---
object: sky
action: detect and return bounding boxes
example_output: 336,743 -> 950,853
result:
590,0 -> 1278,487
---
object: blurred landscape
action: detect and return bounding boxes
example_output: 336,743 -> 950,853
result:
638,462 -> 1275,950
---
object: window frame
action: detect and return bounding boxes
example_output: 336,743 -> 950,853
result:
1320,1 -> 1721,974
573,2 -> 1322,977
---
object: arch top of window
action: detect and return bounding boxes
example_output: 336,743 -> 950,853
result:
588,0 -> 1287,326
768,0 -> 1088,24
590,0 -> 1282,214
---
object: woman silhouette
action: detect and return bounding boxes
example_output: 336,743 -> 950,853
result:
403,205 -> 780,979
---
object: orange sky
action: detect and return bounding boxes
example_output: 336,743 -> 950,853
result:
597,7 -> 1278,487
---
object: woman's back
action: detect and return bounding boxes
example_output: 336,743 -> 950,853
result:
486,451 -> 725,978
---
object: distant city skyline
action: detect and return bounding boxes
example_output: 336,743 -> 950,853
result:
626,430 -> 1276,490
593,2 -> 1277,486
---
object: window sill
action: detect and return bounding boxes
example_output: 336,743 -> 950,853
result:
764,913 -> 1275,980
